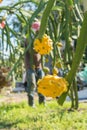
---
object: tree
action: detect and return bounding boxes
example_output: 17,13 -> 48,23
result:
0,0 -> 87,109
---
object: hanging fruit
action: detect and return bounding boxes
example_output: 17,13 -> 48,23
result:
34,34 -> 53,55
31,20 -> 40,32
0,21 -> 6,29
43,67 -> 50,75
56,42 -> 63,48
0,0 -> 3,3
52,67 -> 58,75
37,75 -> 68,98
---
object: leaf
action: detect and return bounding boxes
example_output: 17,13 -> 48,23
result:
19,9 -> 32,17
29,0 -> 46,25
5,24 -> 14,52
16,14 -> 26,23
52,6 -> 63,11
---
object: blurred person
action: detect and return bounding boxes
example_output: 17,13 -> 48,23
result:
23,20 -> 45,107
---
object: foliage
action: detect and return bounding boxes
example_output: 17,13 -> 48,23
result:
0,0 -> 46,80
58,11 -> 87,106
0,0 -> 83,80
0,0 -> 87,109
0,66 -> 11,91
0,100 -> 87,130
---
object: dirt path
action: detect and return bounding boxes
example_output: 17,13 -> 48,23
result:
0,92 -> 29,104
0,91 -> 87,105
0,92 -> 52,104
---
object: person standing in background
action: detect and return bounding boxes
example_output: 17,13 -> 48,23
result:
24,20 -> 45,107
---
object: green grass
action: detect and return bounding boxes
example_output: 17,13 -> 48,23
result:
0,100 -> 87,130
0,95 -> 4,98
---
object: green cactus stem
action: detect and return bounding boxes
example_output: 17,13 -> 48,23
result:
58,11 -> 87,105
38,0 -> 56,39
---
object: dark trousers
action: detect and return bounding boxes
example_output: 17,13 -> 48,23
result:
26,68 -> 45,106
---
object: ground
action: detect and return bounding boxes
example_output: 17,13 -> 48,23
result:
0,92 -> 52,104
0,87 -> 87,104
0,92 -> 28,104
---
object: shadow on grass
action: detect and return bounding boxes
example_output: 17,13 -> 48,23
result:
0,121 -> 18,129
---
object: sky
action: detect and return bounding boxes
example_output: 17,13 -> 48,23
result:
0,0 -> 18,6
0,0 -> 19,58
0,0 -> 36,58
